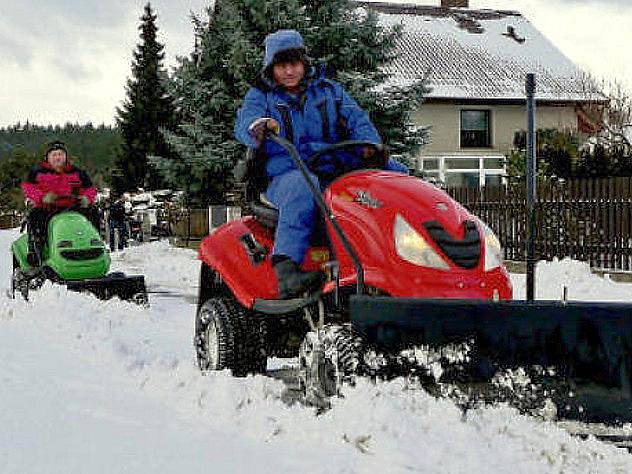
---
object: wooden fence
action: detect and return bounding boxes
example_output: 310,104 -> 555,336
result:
168,178 -> 632,271
167,206 -> 242,246
0,213 -> 23,230
168,208 -> 209,242
446,177 -> 632,271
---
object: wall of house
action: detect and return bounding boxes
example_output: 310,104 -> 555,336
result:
412,102 -> 578,157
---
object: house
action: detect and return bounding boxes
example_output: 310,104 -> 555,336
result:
358,0 -> 604,187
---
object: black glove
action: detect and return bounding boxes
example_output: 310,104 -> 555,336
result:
362,145 -> 388,169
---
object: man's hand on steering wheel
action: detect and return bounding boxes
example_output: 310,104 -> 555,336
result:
249,118 -> 281,146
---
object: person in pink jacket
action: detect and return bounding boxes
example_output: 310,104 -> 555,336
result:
21,141 -> 99,265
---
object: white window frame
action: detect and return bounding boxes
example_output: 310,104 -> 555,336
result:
418,155 -> 505,188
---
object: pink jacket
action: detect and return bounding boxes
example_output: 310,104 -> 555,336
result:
21,161 -> 98,208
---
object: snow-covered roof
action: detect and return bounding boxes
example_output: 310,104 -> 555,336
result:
358,2 -> 601,103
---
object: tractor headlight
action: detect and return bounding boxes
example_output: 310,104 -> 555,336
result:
394,214 -> 450,270
481,221 -> 503,271
57,240 -> 73,248
90,238 -> 103,247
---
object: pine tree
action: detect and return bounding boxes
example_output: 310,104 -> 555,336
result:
0,148 -> 39,213
154,0 -> 428,205
115,3 -> 175,193
299,1 -> 429,157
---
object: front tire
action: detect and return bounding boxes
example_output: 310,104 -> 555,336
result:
194,297 -> 267,376
298,324 -> 365,407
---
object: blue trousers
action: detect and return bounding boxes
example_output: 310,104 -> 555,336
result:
266,159 -> 408,263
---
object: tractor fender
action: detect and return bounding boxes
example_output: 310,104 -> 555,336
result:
198,217 -> 277,308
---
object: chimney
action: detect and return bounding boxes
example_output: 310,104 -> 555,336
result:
441,0 -> 469,8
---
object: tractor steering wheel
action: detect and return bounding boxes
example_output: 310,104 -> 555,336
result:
305,140 -> 385,180
55,194 -> 88,212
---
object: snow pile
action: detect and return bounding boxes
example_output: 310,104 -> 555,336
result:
1,229 -> 632,473
510,257 -> 631,301
109,240 -> 200,292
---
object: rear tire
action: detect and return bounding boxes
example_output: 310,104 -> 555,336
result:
299,324 -> 365,407
194,297 -> 267,376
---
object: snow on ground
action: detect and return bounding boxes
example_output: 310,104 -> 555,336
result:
509,258 -> 632,302
1,228 -> 632,473
109,239 -> 200,293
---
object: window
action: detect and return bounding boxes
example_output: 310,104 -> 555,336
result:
484,157 -> 504,169
485,175 -> 502,187
461,110 -> 491,148
445,158 -> 479,169
418,155 -> 506,188
422,159 -> 439,170
445,172 -> 480,188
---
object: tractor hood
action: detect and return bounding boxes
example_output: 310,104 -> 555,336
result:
324,170 -> 508,299
49,211 -> 102,247
327,170 -> 472,240
47,211 -> 110,280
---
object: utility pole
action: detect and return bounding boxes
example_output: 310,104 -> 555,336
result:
526,73 -> 537,301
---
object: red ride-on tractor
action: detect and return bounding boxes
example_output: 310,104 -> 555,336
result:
194,134 -> 511,379
195,134 -> 632,422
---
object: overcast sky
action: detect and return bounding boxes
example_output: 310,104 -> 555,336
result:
0,0 -> 629,127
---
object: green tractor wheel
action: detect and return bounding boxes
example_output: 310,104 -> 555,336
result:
11,256 -> 31,301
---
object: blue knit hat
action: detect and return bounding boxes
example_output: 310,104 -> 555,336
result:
263,30 -> 306,69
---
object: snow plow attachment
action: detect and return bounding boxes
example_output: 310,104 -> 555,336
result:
351,296 -> 632,423
66,274 -> 148,305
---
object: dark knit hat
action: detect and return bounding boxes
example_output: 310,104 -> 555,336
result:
45,140 -> 68,158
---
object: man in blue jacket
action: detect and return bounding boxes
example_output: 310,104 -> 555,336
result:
235,29 -> 408,299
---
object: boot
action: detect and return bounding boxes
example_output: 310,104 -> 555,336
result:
273,258 -> 324,299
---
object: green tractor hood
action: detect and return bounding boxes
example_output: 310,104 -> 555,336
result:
47,211 -> 110,280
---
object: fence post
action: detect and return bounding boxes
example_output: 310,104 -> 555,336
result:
526,73 -> 537,301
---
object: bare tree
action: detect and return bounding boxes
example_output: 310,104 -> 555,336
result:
577,72 -> 632,153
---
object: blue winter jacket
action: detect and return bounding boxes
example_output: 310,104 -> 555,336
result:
234,67 -> 381,178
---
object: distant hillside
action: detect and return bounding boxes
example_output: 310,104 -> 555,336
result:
0,122 -> 122,187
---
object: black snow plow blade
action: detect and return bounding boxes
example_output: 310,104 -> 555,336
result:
66,274 -> 148,305
351,296 -> 632,423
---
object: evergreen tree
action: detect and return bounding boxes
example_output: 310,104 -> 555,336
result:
576,143 -> 612,178
300,1 -> 429,156
153,0 -> 428,205
115,3 -> 175,193
0,148 -> 39,213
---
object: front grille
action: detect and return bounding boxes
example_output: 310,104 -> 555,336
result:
424,220 -> 481,269
61,248 -> 104,261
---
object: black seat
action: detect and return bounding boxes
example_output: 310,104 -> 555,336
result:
234,147 -> 279,228
234,147 -> 329,247
249,203 -> 279,229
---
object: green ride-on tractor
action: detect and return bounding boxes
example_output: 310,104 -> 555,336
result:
11,203 -> 148,305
